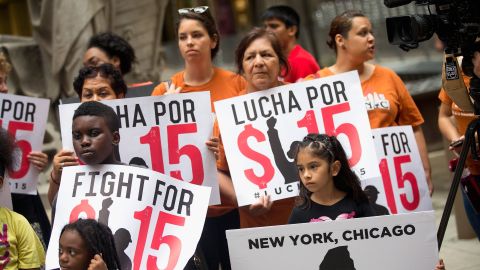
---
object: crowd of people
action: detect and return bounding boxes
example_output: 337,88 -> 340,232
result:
2,4 -> 478,270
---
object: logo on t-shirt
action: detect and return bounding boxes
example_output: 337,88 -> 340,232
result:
310,211 -> 356,223
364,92 -> 390,111
0,224 -> 11,268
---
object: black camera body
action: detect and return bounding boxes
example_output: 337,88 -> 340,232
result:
385,0 -> 480,56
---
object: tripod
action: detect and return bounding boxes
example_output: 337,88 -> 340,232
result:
437,117 -> 480,249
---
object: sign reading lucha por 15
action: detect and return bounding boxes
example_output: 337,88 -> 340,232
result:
215,72 -> 380,206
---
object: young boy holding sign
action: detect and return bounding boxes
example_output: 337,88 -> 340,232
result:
0,127 -> 45,269
51,101 -> 122,220
48,64 -> 127,205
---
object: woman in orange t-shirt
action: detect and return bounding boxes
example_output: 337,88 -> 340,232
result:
151,6 -> 244,270
304,10 -> 433,195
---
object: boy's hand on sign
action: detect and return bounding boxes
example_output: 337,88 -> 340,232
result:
28,151 -> 48,171
52,150 -> 79,181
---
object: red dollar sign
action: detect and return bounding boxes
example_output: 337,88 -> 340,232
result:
69,199 -> 96,222
237,124 -> 274,189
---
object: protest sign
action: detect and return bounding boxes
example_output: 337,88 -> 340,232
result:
227,211 -> 438,270
58,93 -> 220,204
46,164 -> 211,270
367,125 -> 433,214
0,93 -> 50,194
215,71 -> 380,206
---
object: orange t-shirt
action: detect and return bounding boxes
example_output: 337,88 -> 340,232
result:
152,67 -> 245,217
305,66 -> 424,128
438,76 -> 480,175
151,67 -> 245,112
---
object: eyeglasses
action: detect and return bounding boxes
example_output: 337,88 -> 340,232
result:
178,6 -> 209,15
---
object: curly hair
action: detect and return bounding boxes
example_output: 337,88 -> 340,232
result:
88,32 -> 136,75
0,52 -> 12,75
60,219 -> 121,270
0,128 -> 16,177
294,133 -> 368,209
73,63 -> 127,99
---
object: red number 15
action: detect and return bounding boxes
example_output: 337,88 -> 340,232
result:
0,119 -> 33,179
297,103 -> 362,166
133,206 -> 185,270
140,123 -> 204,185
379,155 -> 420,213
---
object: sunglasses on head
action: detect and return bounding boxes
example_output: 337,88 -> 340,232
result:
178,6 -> 209,15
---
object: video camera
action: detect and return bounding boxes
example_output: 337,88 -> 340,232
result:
384,0 -> 480,56
385,0 -> 480,114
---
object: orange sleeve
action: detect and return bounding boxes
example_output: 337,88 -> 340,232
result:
438,88 -> 453,105
213,120 -> 229,172
151,82 -> 166,96
392,71 -> 424,127
302,70 -> 322,81
235,74 -> 247,95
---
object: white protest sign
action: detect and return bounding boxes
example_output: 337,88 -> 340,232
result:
369,125 -> 433,214
59,93 -> 220,205
227,211 -> 438,270
0,93 -> 50,194
215,71 -> 380,206
46,164 -> 211,270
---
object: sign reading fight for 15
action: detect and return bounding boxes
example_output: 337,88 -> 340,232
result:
46,165 -> 211,270
59,92 -> 220,205
215,72 -> 380,206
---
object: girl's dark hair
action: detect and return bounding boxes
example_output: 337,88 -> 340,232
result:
176,8 -> 220,59
73,63 -> 127,99
0,128 -> 15,176
327,10 -> 366,54
60,219 -> 121,270
88,32 -> 136,75
294,133 -> 368,209
234,27 -> 289,76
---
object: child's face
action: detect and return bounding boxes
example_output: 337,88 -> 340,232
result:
72,115 -> 119,165
59,229 -> 92,270
296,148 -> 340,194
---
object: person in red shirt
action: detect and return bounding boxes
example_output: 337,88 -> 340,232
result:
262,5 -> 320,83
